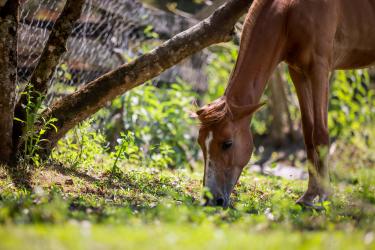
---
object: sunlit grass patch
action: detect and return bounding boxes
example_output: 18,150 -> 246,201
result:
0,224 -> 373,250
0,163 -> 374,230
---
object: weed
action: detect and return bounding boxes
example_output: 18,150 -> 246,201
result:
14,85 -> 57,166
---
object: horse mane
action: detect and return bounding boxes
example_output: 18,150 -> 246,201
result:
196,97 -> 232,128
196,1 -> 268,128
244,0 -> 269,30
225,0 -> 269,94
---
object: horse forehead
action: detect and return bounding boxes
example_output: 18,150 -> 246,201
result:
200,124 -> 232,143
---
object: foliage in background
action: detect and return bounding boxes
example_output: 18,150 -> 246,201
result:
55,81 -> 199,170
205,44 -> 237,102
119,82 -> 198,168
329,70 -> 375,139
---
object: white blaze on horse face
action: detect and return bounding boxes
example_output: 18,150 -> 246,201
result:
204,131 -> 214,186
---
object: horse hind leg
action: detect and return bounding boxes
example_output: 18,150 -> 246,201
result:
308,63 -> 331,202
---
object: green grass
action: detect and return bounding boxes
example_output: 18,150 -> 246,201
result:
0,124 -> 374,250
0,159 -> 374,250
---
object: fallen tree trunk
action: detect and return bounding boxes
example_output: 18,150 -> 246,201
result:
37,0 -> 253,158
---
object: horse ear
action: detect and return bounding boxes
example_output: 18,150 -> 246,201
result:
196,109 -> 204,116
230,102 -> 266,120
189,111 -> 198,119
189,108 -> 204,119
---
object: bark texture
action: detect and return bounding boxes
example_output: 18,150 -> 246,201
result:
38,0 -> 253,157
13,0 -> 85,154
0,0 -> 18,164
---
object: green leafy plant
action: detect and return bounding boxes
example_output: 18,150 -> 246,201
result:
52,120 -> 107,169
147,143 -> 174,169
110,131 -> 174,175
205,44 -> 238,102
14,85 -> 57,166
105,82 -> 198,168
111,131 -> 141,175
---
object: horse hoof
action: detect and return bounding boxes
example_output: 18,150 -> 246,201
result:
296,199 -> 314,207
296,199 -> 325,211
318,193 -> 330,203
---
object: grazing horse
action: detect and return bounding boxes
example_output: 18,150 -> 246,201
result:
196,0 -> 375,207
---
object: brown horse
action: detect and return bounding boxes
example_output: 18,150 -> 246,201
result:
196,0 -> 375,207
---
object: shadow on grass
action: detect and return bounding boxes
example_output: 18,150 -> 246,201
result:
1,163 -> 33,190
254,132 -> 305,167
49,161 -> 100,184
47,161 -> 194,202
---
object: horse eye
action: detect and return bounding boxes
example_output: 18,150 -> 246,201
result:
222,140 -> 233,150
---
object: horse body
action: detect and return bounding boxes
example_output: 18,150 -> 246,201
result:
285,0 -> 375,70
334,0 -> 375,68
197,0 -> 375,207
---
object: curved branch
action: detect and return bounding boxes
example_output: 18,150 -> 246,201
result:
38,0 -> 253,157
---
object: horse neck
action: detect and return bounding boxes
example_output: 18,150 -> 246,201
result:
224,0 -> 288,107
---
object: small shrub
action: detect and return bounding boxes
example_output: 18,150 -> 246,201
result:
52,120 -> 108,169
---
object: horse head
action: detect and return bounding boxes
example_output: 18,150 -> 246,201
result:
195,97 -> 264,207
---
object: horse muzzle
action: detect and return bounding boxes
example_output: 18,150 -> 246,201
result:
203,193 -> 230,208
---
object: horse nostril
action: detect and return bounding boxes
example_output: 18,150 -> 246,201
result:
216,197 -> 225,206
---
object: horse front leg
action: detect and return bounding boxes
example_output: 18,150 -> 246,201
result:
289,64 -> 331,206
289,67 -> 321,206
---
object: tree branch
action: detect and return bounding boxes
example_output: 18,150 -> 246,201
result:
38,0 -> 253,157
0,0 -> 19,164
29,0 -> 86,94
13,0 -> 85,154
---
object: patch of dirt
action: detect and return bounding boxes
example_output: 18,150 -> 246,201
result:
33,168 -> 80,193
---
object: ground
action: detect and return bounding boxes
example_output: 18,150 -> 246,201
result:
0,150 -> 374,250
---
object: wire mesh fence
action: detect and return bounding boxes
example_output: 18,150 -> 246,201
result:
18,0 -> 208,103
